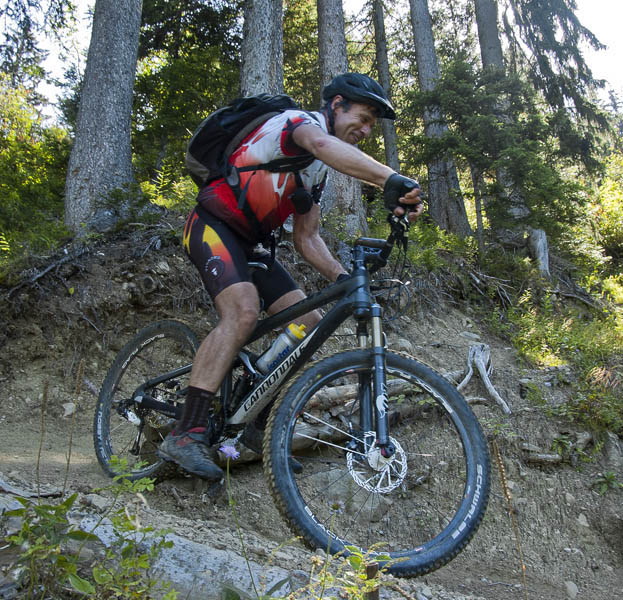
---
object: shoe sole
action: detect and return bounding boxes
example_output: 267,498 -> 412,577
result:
157,447 -> 224,482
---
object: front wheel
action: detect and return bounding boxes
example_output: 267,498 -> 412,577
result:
93,320 -> 199,481
265,350 -> 490,577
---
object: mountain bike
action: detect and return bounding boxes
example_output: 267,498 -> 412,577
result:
93,214 -> 490,577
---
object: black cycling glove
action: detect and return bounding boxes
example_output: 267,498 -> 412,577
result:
383,173 -> 420,212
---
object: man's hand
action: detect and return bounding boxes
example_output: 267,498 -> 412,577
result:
383,173 -> 424,222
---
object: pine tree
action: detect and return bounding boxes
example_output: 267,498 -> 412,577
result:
64,0 -> 142,233
317,0 -> 366,236
408,0 -> 471,236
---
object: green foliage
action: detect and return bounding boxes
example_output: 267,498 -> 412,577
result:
285,546 -> 394,599
588,152 -> 623,268
504,0 -> 608,132
2,457 -> 177,599
500,286 -> 623,433
140,163 -> 197,213
410,58 -> 589,235
220,546 -> 396,599
132,0 -> 241,183
132,46 -> 239,184
4,493 -> 95,598
283,0 -> 321,110
592,471 -> 623,495
0,74 -> 71,283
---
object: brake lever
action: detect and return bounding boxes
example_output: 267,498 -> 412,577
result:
387,214 -> 409,251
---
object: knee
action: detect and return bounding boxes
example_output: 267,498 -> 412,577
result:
237,302 -> 260,330
218,297 -> 259,334
303,310 -> 322,330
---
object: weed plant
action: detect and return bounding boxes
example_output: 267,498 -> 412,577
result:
218,450 -> 414,600
2,457 -> 177,599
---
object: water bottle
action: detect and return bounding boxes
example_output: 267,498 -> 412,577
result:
256,323 -> 307,374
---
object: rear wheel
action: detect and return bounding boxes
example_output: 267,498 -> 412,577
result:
93,321 -> 198,481
265,349 -> 490,577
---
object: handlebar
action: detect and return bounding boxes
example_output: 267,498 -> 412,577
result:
353,214 -> 410,273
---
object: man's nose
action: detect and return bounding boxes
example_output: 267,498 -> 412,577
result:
361,124 -> 372,138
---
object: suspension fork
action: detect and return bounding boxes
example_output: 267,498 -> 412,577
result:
357,304 -> 394,457
370,304 -> 394,457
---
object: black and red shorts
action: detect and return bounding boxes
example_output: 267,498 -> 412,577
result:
182,207 -> 298,309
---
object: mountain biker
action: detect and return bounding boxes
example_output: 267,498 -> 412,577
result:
158,72 -> 423,481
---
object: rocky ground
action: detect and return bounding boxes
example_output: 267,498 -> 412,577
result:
1,216 -> 622,599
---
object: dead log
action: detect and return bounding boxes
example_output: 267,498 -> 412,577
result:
305,379 -> 415,411
527,227 -> 551,278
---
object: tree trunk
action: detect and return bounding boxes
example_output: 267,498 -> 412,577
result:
474,0 -> 504,67
474,0 -> 530,221
317,0 -> 366,237
474,0 -> 550,277
64,0 -> 142,234
469,162 -> 485,258
408,0 -> 471,237
240,0 -> 284,95
372,0 -> 399,172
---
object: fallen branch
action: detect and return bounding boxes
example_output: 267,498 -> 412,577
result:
456,344 -> 512,414
0,476 -> 62,499
306,379 -> 414,411
7,247 -> 88,298
83,377 -> 99,398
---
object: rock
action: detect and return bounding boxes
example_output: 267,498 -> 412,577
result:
564,580 -> 579,599
577,513 -> 589,528
459,331 -> 481,341
62,402 -> 76,417
565,492 -> 575,505
393,337 -> 414,354
603,432 -> 623,470
574,431 -> 593,451
84,493 -> 111,512
76,514 -> 301,600
153,260 -> 171,275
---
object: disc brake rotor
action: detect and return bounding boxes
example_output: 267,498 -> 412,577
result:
346,431 -> 407,493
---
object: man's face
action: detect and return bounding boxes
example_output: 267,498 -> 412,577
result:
332,96 -> 378,145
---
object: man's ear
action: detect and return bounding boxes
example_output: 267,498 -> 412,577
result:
330,95 -> 344,111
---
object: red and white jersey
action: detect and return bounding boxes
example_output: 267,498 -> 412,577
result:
197,110 -> 328,241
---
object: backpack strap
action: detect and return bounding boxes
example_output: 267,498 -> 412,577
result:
220,109 -> 322,241
224,153 -> 316,242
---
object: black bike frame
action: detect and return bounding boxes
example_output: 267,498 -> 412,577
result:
133,236 -> 397,451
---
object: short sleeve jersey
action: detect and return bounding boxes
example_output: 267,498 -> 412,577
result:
197,110 -> 328,241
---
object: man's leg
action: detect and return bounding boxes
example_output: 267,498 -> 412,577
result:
159,282 -> 260,480
190,281 -> 260,392
239,288 -> 318,470
265,289 -> 321,331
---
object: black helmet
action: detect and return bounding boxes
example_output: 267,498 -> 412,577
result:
322,72 -> 395,120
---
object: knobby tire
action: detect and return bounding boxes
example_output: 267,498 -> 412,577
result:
93,320 -> 198,481
264,349 -> 490,577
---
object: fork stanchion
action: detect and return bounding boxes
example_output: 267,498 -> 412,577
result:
364,562 -> 379,600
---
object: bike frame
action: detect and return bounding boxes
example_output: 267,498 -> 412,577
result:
133,233 -> 400,453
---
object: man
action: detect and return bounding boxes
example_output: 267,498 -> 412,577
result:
158,72 -> 423,480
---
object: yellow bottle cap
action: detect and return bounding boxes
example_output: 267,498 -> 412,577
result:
287,323 -> 307,340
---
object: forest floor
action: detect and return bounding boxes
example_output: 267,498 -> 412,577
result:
1,215 -> 622,599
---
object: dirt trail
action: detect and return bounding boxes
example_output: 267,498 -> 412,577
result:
1,221 -> 622,599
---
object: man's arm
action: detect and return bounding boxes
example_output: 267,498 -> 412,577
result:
292,123 -> 423,221
292,204 -> 347,282
293,123 -> 392,187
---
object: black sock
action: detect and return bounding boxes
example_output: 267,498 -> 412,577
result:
179,386 -> 219,432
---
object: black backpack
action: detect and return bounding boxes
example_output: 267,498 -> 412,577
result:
185,93 -> 316,189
